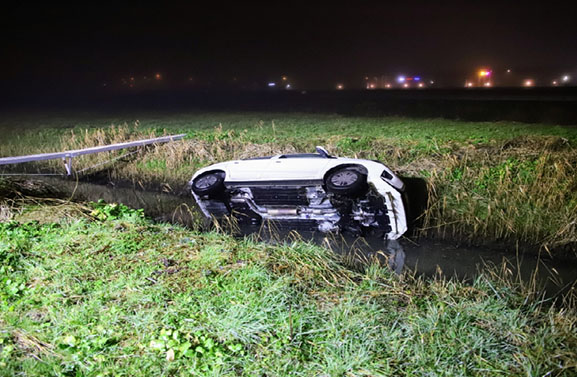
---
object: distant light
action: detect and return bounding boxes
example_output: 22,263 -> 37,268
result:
552,81 -> 558,86
418,83 -> 424,88
130,77 -> 135,81
397,75 -> 405,83
506,69 -> 511,73
268,82 -> 276,87
524,79 -> 534,87
430,80 -> 434,84
286,84 -> 291,89
385,83 -> 391,88
414,77 -> 421,81
466,82 -> 473,87
155,73 -> 162,80
282,76 -> 288,81
336,84 -> 344,90
562,75 -> 570,82
484,82 -> 492,87
479,70 -> 491,77
403,83 -> 409,88
369,83 -> 376,89
364,76 -> 369,80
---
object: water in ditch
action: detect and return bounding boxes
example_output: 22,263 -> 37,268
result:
26,176 -> 577,300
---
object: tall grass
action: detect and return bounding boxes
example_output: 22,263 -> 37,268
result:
421,136 -> 577,249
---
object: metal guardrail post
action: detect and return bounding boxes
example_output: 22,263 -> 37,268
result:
63,156 -> 73,176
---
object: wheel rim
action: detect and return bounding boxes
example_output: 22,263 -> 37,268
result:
330,170 -> 358,186
195,174 -> 218,189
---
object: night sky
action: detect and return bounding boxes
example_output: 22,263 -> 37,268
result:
2,2 -> 577,91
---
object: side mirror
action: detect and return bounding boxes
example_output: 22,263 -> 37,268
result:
315,146 -> 332,158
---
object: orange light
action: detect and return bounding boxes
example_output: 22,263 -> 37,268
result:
155,73 -> 162,80
524,79 -> 534,87
282,76 -> 288,81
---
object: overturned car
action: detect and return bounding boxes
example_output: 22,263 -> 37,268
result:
190,147 -> 407,240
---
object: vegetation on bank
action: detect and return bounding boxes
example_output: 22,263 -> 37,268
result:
1,112 -> 576,248
1,201 -> 576,376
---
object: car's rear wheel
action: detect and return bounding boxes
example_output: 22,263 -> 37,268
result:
192,171 -> 225,196
325,168 -> 366,196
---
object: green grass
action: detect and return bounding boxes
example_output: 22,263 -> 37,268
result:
1,202 -> 576,376
1,111 -> 577,248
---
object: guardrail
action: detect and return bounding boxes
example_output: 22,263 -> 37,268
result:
0,134 -> 186,176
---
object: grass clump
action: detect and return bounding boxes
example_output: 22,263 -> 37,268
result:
1,203 -> 576,376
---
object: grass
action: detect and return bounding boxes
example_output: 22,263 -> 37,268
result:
1,201 -> 576,376
1,112 -> 576,249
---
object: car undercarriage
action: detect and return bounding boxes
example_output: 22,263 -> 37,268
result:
195,182 -> 392,237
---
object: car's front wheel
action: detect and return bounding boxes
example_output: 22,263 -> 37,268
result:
191,171 -> 225,196
325,168 -> 366,196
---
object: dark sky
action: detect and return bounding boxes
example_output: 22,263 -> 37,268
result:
2,2 -> 577,90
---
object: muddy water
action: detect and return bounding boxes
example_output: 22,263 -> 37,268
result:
39,177 -> 577,298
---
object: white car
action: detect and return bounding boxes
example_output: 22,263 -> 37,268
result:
189,147 -> 407,239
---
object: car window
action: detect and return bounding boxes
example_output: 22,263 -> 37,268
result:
243,156 -> 273,160
279,154 -> 324,159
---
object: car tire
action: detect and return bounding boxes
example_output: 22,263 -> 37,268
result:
191,171 -> 225,196
325,168 -> 366,196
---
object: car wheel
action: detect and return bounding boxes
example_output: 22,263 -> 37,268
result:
192,171 -> 225,196
325,168 -> 366,196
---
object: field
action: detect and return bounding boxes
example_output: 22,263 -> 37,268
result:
1,111 -> 577,375
1,111 -> 576,249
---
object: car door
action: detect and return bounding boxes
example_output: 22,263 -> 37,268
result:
226,159 -> 270,182
264,156 -> 330,182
